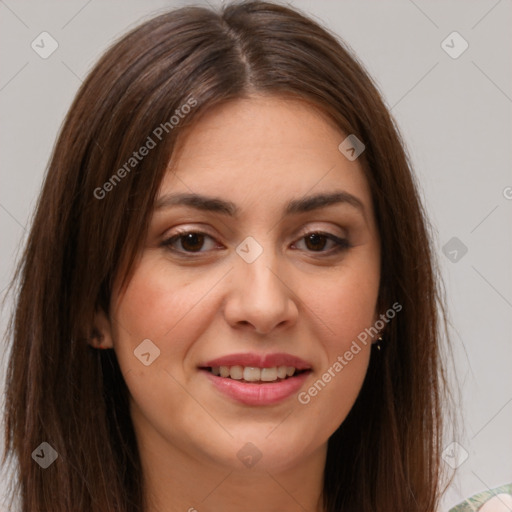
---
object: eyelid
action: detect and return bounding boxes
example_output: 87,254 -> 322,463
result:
295,223 -> 348,240
164,222 -> 348,241
161,225 -> 351,257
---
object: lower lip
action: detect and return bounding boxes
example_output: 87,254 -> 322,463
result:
202,370 -> 310,406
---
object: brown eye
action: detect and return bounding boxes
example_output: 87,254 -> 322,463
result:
179,233 -> 205,252
304,233 -> 328,251
162,231 -> 218,254
293,231 -> 351,254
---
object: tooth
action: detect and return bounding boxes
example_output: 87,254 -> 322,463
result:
230,365 -> 244,380
261,367 -> 278,382
277,366 -> 287,379
243,367 -> 261,382
215,364 -> 298,381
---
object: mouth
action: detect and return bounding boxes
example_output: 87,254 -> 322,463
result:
201,365 -> 310,384
201,367 -> 311,406
199,353 -> 313,405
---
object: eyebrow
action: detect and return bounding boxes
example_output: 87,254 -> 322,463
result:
154,190 -> 366,217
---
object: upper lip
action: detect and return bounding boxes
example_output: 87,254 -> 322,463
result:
201,352 -> 312,370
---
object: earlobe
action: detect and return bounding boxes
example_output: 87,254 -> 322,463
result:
88,309 -> 114,349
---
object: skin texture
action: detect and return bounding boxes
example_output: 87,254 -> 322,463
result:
480,495 -> 512,512
93,96 -> 381,512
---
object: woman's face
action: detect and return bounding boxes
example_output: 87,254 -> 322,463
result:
104,95 -> 380,473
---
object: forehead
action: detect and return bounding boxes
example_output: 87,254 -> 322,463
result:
158,95 -> 372,215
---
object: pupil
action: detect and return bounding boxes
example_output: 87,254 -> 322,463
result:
182,233 -> 204,252
305,233 -> 326,251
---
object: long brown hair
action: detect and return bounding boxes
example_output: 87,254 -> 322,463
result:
2,1 -> 451,510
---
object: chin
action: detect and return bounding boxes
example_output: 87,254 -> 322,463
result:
203,428 -> 321,474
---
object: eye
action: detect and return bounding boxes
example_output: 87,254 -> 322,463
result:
161,229 -> 351,257
162,231 -> 220,254
292,231 -> 351,254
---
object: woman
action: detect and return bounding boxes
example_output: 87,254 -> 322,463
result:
2,1 -> 452,511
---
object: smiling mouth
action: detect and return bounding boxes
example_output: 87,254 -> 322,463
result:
201,365 -> 310,384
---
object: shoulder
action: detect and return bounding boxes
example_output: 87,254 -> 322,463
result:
449,484 -> 512,512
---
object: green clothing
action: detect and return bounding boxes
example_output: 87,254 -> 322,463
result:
449,484 -> 512,511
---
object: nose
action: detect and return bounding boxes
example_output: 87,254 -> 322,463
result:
223,247 -> 299,335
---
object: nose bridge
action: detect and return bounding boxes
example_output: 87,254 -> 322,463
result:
224,235 -> 297,333
237,237 -> 286,302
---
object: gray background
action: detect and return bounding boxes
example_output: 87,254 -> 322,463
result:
1,1 -> 511,510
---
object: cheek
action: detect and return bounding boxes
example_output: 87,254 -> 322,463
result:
295,256 -> 379,415
295,277 -> 377,434
305,259 -> 380,350
112,258 -> 223,343
117,261 -> 186,332
109,258 -> 211,378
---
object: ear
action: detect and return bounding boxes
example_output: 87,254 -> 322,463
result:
88,308 -> 114,349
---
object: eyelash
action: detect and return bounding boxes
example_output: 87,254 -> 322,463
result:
161,229 -> 351,257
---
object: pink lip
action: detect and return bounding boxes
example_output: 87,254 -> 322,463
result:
202,352 -> 312,370
202,369 -> 310,406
